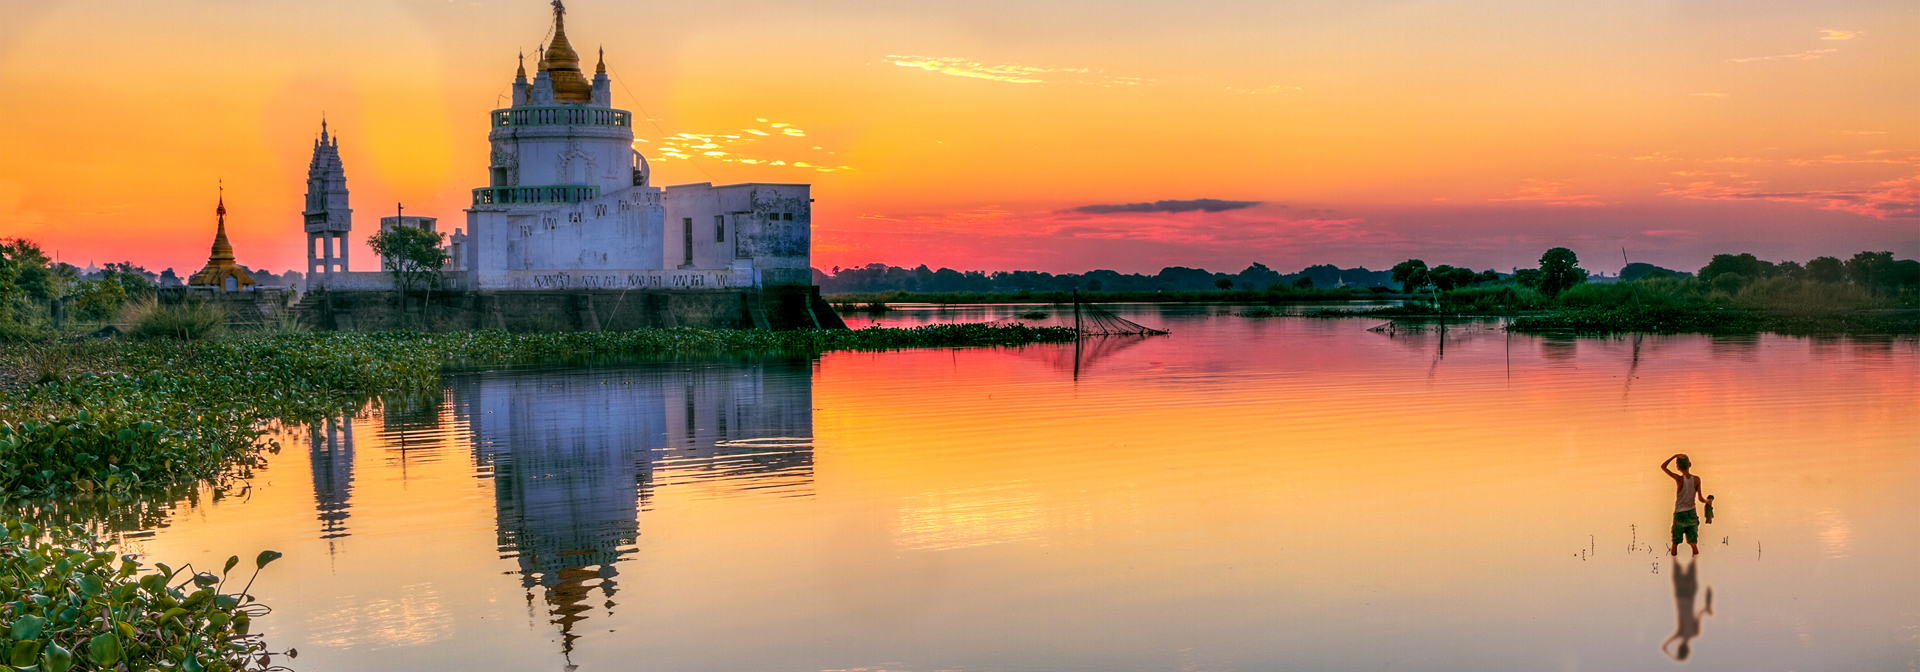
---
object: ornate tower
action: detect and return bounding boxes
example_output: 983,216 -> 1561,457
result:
465,0 -> 662,279
477,0 -> 642,202
304,120 -> 352,284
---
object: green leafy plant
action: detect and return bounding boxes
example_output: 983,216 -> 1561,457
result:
0,519 -> 289,671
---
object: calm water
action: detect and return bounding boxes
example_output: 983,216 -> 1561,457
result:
112,308 -> 1920,671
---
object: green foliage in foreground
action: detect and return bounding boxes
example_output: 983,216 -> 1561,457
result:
0,325 -> 1074,496
0,519 -> 286,672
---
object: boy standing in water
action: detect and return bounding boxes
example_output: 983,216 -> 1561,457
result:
1662,453 -> 1709,556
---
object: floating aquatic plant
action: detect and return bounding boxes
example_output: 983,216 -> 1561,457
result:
0,519 -> 288,671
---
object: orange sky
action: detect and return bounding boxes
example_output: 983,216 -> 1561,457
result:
1,0 -> 1915,276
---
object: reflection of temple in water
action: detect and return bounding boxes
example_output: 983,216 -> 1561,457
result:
447,360 -> 815,655
307,416 -> 355,542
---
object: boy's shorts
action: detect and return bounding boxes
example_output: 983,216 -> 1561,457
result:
1671,509 -> 1700,545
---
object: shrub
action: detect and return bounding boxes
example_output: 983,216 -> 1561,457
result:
0,319 -> 47,343
1731,276 -> 1879,310
1555,278 -> 1712,310
0,519 -> 286,672
1710,273 -> 1748,294
124,300 -> 226,341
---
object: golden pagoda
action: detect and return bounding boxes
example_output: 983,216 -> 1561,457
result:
187,187 -> 258,291
541,0 -> 593,104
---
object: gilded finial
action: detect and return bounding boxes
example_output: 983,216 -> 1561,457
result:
217,179 -> 226,217
596,46 -> 605,75
517,50 -> 527,78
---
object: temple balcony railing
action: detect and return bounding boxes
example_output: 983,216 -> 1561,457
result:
492,106 -> 631,129
472,185 -> 601,206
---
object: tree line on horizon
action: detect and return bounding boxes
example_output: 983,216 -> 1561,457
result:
1386,248 -> 1920,297
813,263 -> 1400,294
815,248 -> 1920,297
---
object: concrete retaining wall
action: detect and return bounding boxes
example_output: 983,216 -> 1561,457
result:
293,286 -> 845,333
156,286 -> 294,326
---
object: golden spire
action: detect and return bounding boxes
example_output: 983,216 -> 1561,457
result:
517,51 -> 527,79
210,183 -> 234,261
188,182 -> 256,290
595,46 -> 605,75
543,0 -> 591,103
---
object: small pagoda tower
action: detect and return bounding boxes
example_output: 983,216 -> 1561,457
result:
187,187 -> 257,292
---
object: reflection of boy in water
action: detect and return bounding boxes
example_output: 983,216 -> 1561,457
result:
1661,557 -> 1714,661
1661,453 -> 1710,556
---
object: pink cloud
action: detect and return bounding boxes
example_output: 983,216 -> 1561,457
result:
1490,180 -> 1606,207
1659,175 -> 1920,219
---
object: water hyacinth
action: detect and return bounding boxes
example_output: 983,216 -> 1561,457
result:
0,325 -> 1075,495
0,519 -> 287,671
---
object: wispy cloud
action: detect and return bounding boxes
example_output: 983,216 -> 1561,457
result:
1660,175 -> 1920,219
1819,29 -> 1860,40
1490,180 -> 1605,207
1072,199 -> 1261,214
1226,85 -> 1301,95
885,55 -> 1152,87
1728,48 -> 1837,63
641,119 -> 851,172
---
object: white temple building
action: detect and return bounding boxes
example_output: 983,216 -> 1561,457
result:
294,0 -> 836,331
306,0 -> 813,293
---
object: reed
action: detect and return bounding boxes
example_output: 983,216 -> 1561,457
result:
121,299 -> 227,341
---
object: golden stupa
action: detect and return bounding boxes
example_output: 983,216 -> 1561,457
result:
187,188 -> 257,291
540,0 -> 593,104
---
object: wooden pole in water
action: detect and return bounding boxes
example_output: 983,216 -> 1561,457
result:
1073,288 -> 1083,335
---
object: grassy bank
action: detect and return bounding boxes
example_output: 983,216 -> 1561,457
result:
0,325 -> 1075,497
1319,277 -> 1920,335
826,287 -> 1395,306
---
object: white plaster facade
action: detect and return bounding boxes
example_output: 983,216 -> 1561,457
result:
452,1 -> 813,290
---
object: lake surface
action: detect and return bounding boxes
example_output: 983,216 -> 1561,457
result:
113,307 -> 1919,671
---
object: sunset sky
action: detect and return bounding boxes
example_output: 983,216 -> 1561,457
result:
1,0 -> 1914,276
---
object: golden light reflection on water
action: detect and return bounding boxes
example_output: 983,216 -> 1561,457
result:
109,312 -> 1920,671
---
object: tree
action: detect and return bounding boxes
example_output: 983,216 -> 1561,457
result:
1536,247 -> 1587,296
67,263 -> 156,320
0,239 -> 55,320
369,226 -> 449,294
1213,277 -> 1234,290
1775,260 -> 1806,281
1806,256 -> 1845,283
1845,251 -> 1895,289
1512,268 -> 1544,289
367,226 -> 449,327
1291,276 -> 1314,289
1698,253 -> 1775,283
70,278 -> 128,319
1429,265 -> 1479,292
1390,259 -> 1430,294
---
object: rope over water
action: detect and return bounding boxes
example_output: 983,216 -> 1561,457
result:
1001,290 -> 1170,336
